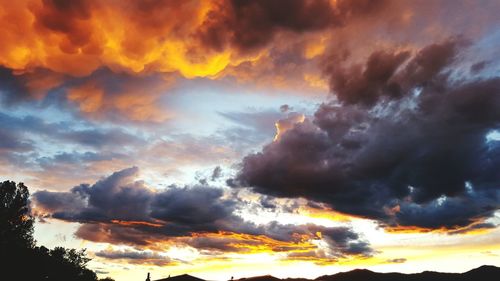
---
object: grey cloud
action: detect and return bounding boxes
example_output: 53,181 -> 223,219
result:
233,41 -> 500,231
95,249 -> 174,266
34,167 -> 154,222
197,0 -> 388,52
324,38 -> 462,107
0,111 -> 143,149
0,129 -> 33,152
211,166 -> 223,181
34,167 -> 373,258
386,258 -> 407,263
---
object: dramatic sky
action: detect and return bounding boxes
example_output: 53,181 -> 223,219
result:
1,0 -> 500,280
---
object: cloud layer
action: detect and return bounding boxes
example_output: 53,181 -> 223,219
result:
233,41 -> 500,232
33,167 -> 373,262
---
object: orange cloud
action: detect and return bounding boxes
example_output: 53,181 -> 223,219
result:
4,0 -> 491,124
384,221 -> 497,235
274,113 -> 305,141
0,0 -> 233,78
66,73 -> 174,122
185,231 -> 317,254
0,0 -> 393,81
67,81 -> 104,113
110,220 -> 164,228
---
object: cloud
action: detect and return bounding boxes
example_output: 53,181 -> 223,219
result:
33,167 -> 373,259
35,167 -> 154,222
323,38 -> 462,106
273,112 -> 305,141
64,68 -> 175,122
2,0 -> 495,82
211,166 -> 223,181
95,248 -> 175,266
286,228 -> 374,264
0,111 -> 144,149
386,258 -> 407,264
0,128 -> 33,153
232,42 -> 500,231
2,0 -> 498,125
217,108 -> 286,152
197,0 -> 387,53
0,0 -> 230,77
470,60 -> 490,74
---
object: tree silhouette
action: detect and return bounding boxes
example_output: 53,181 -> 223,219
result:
0,180 -> 100,281
0,181 -> 34,249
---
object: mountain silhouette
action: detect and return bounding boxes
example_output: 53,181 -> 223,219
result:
236,275 -> 282,281
221,265 -> 499,281
154,266 -> 499,281
314,265 -> 499,281
156,274 -> 205,281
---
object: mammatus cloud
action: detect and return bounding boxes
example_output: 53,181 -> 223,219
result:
0,0 -> 389,76
1,0 -> 499,123
232,40 -> 500,232
33,167 -> 373,263
197,0 -> 387,52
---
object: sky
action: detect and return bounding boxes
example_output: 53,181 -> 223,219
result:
0,0 -> 499,280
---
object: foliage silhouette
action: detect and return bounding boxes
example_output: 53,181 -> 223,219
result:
0,180 -> 101,281
0,180 -> 35,249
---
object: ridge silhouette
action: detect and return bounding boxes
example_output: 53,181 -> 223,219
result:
156,266 -> 499,281
155,274 -> 205,281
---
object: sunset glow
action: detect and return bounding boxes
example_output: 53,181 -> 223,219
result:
1,1 -> 499,280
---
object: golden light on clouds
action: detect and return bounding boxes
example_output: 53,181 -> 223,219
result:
274,114 -> 305,141
2,1 -> 499,280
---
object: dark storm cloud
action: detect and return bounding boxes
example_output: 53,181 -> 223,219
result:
33,189 -> 88,215
34,167 -> 154,222
149,186 -> 239,236
233,42 -> 500,231
197,0 -> 388,52
324,38 -> 461,106
33,167 -> 372,257
395,190 -> 497,230
325,49 -> 410,106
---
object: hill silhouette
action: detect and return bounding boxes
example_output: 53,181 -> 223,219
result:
314,265 -> 499,281
156,274 -> 205,281
236,275 -> 282,281
222,265 -> 499,281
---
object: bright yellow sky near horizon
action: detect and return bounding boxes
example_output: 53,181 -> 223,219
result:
1,1 -> 500,280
